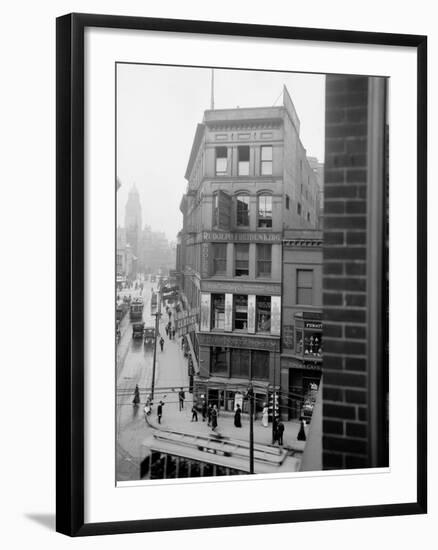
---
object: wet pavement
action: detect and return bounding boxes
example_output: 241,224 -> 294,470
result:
116,281 -> 307,481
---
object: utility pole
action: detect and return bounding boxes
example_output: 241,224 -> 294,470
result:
150,289 -> 161,401
248,383 -> 254,474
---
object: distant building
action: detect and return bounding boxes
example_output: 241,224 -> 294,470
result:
141,225 -> 176,275
124,185 -> 142,274
116,226 -> 134,279
177,87 -> 323,417
307,156 -> 324,229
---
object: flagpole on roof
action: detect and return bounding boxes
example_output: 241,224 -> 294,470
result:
210,68 -> 215,110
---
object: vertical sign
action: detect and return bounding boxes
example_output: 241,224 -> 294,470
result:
247,294 -> 256,334
200,293 -> 211,332
201,243 -> 210,278
224,293 -> 233,332
270,296 -> 281,336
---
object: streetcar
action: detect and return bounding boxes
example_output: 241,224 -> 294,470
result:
140,430 -> 300,479
129,297 -> 144,321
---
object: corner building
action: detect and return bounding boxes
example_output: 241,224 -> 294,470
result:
178,87 -> 320,417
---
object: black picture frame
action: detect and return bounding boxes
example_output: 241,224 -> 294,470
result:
56,12 -> 427,536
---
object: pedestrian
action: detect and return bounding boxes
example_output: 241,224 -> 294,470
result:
191,405 -> 198,422
168,310 -> 172,320
207,403 -> 213,426
297,417 -> 307,441
201,400 -> 207,422
159,337 -> 164,351
181,336 -> 185,350
132,384 -> 140,406
262,403 -> 269,427
234,404 -> 242,427
172,327 -> 176,339
272,416 -> 279,444
165,324 -> 169,336
167,322 -> 172,339
157,401 -> 164,424
178,388 -> 185,410
211,405 -> 218,431
277,420 -> 285,445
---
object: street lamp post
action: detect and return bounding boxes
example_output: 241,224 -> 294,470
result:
150,289 -> 161,401
247,383 -> 254,474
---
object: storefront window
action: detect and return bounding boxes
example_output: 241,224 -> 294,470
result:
211,294 -> 225,329
256,296 -> 271,332
234,294 -> 248,330
252,350 -> 269,379
210,347 -> 227,375
303,332 -> 323,357
230,348 -> 250,378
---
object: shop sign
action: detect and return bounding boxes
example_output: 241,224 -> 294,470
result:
202,231 -> 282,243
224,293 -> 233,332
270,296 -> 281,336
175,307 -> 199,335
247,294 -> 256,334
200,293 -> 211,332
304,321 -> 322,330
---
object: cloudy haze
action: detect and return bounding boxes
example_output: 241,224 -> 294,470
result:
116,64 -> 325,242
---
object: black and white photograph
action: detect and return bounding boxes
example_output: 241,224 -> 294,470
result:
115,64 -> 389,482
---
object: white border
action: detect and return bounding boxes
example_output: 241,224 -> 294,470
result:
84,27 -> 417,524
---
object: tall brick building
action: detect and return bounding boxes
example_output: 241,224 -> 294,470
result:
176,87 -> 322,417
322,75 -> 388,469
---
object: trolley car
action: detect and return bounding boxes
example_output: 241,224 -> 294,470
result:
140,430 -> 300,479
129,297 -> 144,321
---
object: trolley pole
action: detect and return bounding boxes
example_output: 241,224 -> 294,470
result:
150,289 -> 161,401
248,383 -> 254,474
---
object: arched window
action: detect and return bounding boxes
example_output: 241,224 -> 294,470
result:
258,194 -> 272,228
236,194 -> 250,226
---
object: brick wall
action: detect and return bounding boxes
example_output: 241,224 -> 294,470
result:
322,76 -> 370,469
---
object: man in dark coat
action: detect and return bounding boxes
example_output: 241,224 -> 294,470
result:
201,400 -> 207,422
234,404 -> 242,428
178,388 -> 185,411
277,420 -> 285,445
191,405 -> 198,422
157,401 -> 164,424
159,337 -> 164,351
211,405 -> 218,431
207,403 -> 213,426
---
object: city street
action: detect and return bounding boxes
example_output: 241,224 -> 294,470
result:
116,285 -> 306,481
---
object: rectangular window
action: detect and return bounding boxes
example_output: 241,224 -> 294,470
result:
215,147 -> 227,175
210,347 -> 227,375
286,195 -> 290,209
238,146 -> 250,176
234,244 -> 249,276
236,195 -> 250,226
256,296 -> 271,332
230,348 -> 250,378
297,269 -> 313,305
260,146 -> 273,175
211,294 -> 225,330
212,243 -> 227,275
233,295 -> 248,330
256,244 -> 271,277
258,195 -> 272,228
252,350 -> 269,380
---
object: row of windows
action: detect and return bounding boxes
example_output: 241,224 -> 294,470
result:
211,294 -> 272,332
212,243 -> 272,278
213,193 -> 272,229
215,145 -> 273,176
211,347 -> 269,380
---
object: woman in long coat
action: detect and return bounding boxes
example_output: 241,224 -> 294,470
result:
297,417 -> 307,441
234,404 -> 242,428
262,403 -> 269,427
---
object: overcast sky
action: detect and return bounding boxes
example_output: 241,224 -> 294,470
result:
116,64 -> 325,242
